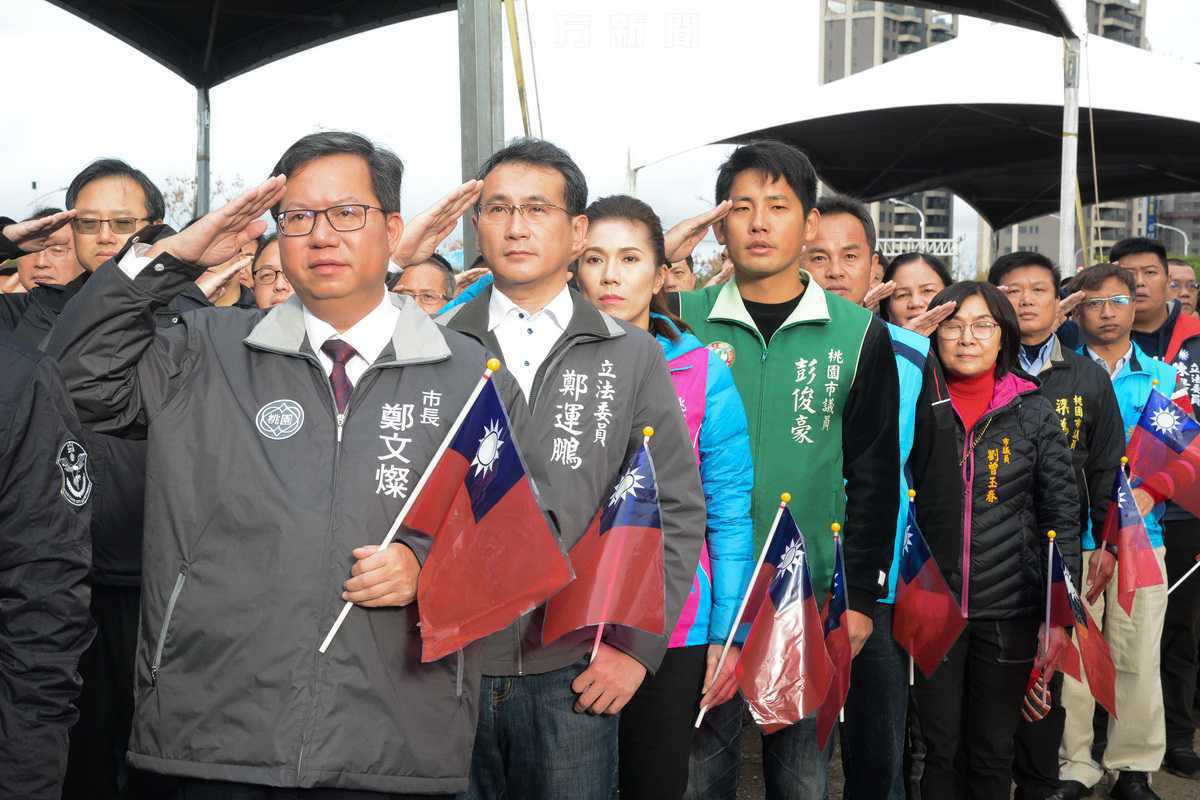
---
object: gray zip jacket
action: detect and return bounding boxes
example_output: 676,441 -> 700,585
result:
440,286 -> 706,676
48,238 -> 531,794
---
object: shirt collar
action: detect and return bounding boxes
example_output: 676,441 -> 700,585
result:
1019,335 -> 1056,374
487,284 -> 574,332
302,290 -> 398,365
1085,343 -> 1134,378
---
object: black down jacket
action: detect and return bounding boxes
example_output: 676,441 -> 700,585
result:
910,367 -> 1082,620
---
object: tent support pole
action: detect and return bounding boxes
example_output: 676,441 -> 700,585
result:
1058,36 -> 1080,275
459,0 -> 503,264
194,87 -> 211,217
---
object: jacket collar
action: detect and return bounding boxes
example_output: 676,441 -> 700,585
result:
441,284 -> 624,342
244,291 -> 451,365
707,270 -> 830,330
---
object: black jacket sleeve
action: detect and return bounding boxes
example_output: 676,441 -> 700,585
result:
841,316 -> 901,613
0,216 -> 24,261
1083,364 -> 1126,538
0,343 -> 94,800
1031,396 -> 1083,587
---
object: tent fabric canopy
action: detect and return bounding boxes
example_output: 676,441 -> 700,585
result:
46,0 -> 453,88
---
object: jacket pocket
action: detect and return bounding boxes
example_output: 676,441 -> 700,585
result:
151,566 -> 188,684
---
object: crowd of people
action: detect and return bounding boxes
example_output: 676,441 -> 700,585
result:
1,131 -> 1199,800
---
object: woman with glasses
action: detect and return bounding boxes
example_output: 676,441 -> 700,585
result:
250,234 -> 293,310
574,195 -> 754,800
907,281 -> 1081,800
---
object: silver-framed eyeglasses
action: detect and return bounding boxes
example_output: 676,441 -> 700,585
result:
476,202 -> 569,225
276,204 -> 383,236
937,319 -> 999,341
397,288 -> 449,305
1080,294 -> 1132,312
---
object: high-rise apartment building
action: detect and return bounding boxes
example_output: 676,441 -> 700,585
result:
818,2 -> 957,243
996,0 -> 1150,265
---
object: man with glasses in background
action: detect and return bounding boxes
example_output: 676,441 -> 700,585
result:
1168,258 -> 1197,319
251,233 -> 293,310
393,253 -> 456,315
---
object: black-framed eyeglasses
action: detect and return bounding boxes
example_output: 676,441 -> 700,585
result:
396,288 -> 449,305
937,319 -> 999,341
71,217 -> 150,234
1081,294 -> 1132,312
253,268 -> 290,286
275,204 -> 384,236
476,202 -> 569,225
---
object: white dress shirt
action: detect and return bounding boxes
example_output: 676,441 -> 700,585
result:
118,245 -> 398,387
1086,343 -> 1134,379
488,286 -> 573,398
303,291 -> 399,386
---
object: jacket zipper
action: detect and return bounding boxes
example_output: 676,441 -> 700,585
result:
959,433 -> 974,618
151,566 -> 188,684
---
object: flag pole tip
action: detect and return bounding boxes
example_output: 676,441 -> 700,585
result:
780,491 -> 792,504
830,522 -> 841,534
908,489 -> 917,500
642,426 -> 655,438
486,358 -> 501,372
1120,455 -> 1129,465
1152,379 -> 1159,386
1047,529 -> 1057,540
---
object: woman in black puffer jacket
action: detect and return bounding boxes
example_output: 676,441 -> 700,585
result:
907,281 -> 1081,800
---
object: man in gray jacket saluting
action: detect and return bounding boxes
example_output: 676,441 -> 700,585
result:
48,131 -> 526,799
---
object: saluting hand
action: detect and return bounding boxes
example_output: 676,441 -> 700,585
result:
343,543 -> 421,607
904,301 -> 957,337
1057,291 -> 1085,329
392,180 -> 482,268
862,280 -> 897,312
2,209 -> 77,253
664,201 -> 733,265
146,175 -> 286,267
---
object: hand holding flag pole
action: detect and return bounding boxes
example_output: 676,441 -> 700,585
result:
694,492 -> 792,729
318,359 -> 502,654
589,427 -> 655,663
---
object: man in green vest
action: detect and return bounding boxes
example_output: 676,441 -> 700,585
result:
674,140 -> 900,800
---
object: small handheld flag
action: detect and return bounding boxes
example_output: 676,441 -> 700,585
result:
1048,537 -> 1118,718
735,506 -> 833,732
892,492 -> 966,679
1127,387 -> 1200,517
542,428 -> 666,653
816,523 -> 851,750
1101,458 -> 1164,617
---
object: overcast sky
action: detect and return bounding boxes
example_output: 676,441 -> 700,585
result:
3,0 -> 1198,269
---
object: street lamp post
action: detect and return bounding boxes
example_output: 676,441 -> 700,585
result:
888,198 -> 926,243
1156,222 -> 1190,256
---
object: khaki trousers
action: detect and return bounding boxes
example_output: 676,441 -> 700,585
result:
1059,547 -> 1168,786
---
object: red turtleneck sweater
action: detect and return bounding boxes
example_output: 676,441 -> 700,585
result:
948,370 -> 996,432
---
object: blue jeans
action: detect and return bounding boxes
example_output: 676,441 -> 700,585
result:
464,659 -> 617,800
839,603 -> 907,800
684,695 -> 831,800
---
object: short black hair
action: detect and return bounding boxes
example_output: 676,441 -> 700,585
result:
988,250 -> 1061,292
815,193 -> 876,251
680,254 -> 695,271
66,159 -> 165,221
270,131 -> 404,216
715,140 -> 818,212
1072,263 -> 1136,296
1110,237 -> 1168,269
879,251 -> 954,323
25,207 -> 63,222
253,232 -> 279,269
404,254 -> 456,299
927,281 -> 1020,378
476,137 -> 588,215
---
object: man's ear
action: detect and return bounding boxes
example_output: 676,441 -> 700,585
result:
569,214 -> 589,259
386,212 -> 405,254
713,217 -> 727,246
803,208 -> 822,245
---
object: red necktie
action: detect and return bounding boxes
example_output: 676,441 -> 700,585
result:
321,339 -> 357,415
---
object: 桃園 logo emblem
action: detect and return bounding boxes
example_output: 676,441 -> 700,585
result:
256,399 -> 305,440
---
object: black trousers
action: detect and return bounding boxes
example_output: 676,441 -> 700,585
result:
1162,517 -> 1200,750
910,617 -> 1039,800
618,644 -> 708,799
175,779 -> 442,799
1012,672 -> 1065,800
63,585 -> 174,800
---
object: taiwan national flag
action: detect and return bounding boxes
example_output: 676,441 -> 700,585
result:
407,378 -> 572,663
1127,387 -> 1200,518
1100,467 -> 1163,617
736,507 -> 833,732
1048,541 -> 1118,718
816,534 -> 851,750
892,505 -> 967,679
541,439 -> 666,645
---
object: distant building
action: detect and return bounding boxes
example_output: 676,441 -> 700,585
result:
818,2 -> 957,243
996,0 -> 1150,266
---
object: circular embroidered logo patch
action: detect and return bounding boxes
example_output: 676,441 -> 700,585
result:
255,399 -> 305,440
56,440 -> 92,507
707,341 -> 736,367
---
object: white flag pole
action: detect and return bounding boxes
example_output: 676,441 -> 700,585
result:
694,493 -> 792,729
1043,531 -> 1056,665
317,359 -> 500,654
1169,561 -> 1200,596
